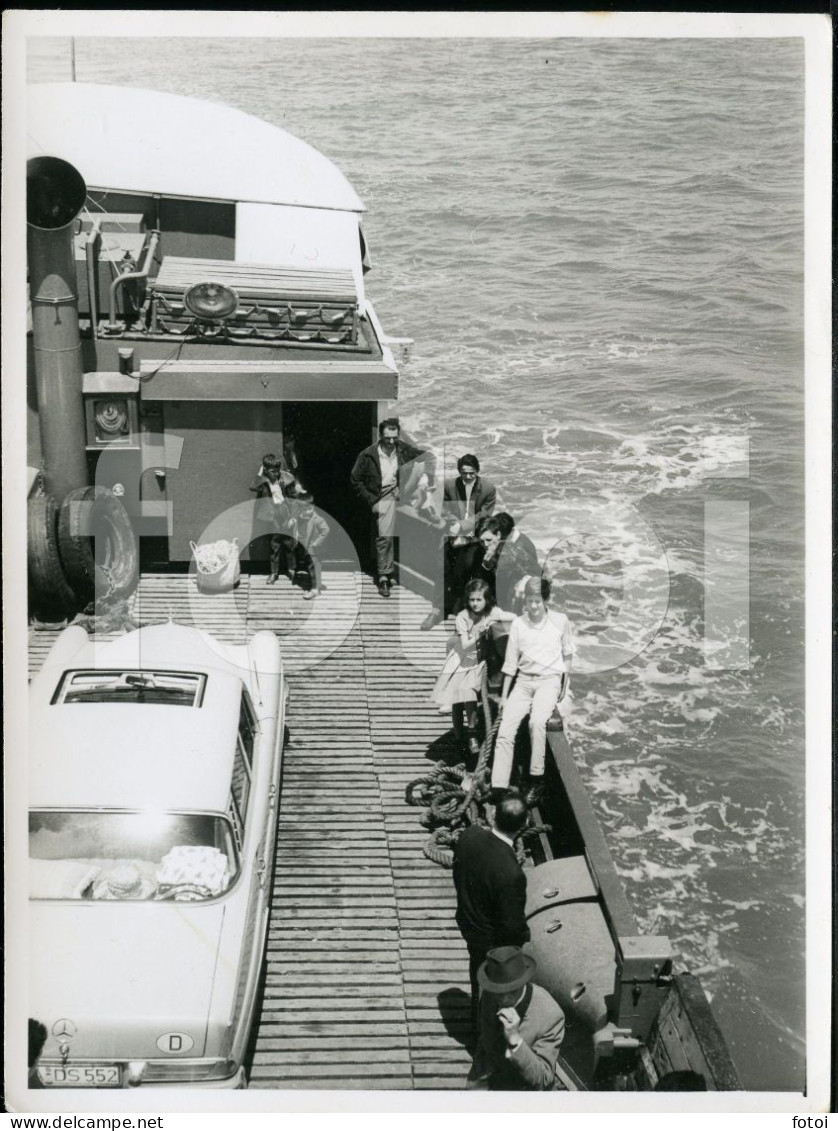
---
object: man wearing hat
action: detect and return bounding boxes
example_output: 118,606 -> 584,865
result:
467,946 -> 566,1091
453,791 -> 531,1030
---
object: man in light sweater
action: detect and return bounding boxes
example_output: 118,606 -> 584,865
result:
466,946 -> 566,1091
492,576 -> 574,803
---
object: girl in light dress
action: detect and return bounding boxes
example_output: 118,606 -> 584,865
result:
431,579 -> 515,756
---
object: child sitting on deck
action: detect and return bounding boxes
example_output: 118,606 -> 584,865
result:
431,579 -> 514,759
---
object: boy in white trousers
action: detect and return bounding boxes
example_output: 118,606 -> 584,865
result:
492,576 -> 574,804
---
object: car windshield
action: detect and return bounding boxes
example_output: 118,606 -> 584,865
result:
53,670 -> 206,706
29,810 -> 237,902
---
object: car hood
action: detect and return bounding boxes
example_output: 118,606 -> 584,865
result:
30,901 -> 227,1060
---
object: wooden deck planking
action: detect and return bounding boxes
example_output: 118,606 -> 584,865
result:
356,583 -> 474,1085
28,571 -> 474,1090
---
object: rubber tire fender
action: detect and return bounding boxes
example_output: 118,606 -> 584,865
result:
57,486 -> 139,601
28,493 -> 78,620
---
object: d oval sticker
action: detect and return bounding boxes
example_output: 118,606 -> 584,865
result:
156,1032 -> 194,1055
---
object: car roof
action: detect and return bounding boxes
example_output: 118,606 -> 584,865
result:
29,625 -> 245,812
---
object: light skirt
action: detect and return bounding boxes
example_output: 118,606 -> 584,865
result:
431,650 -> 485,708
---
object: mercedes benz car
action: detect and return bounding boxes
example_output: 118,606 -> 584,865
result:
28,623 -> 287,1089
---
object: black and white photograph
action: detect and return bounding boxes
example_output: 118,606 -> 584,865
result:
3,9 -> 831,1119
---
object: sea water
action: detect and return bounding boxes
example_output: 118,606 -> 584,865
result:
27,35 -> 807,1089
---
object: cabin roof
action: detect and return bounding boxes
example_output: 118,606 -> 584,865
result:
27,82 -> 364,213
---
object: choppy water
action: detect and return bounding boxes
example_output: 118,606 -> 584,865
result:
28,35 -> 806,1089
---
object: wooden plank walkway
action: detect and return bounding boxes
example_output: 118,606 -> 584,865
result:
28,571 -> 474,1090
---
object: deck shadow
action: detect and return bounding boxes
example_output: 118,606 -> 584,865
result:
436,987 -> 474,1052
423,731 -> 468,769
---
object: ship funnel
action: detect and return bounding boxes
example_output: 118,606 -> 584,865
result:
27,156 -> 87,230
27,156 -> 89,502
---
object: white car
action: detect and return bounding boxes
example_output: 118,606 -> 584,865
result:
28,623 -> 287,1089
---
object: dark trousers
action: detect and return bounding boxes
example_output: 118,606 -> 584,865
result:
464,935 -> 490,1034
435,540 -> 480,614
271,537 -> 319,590
269,534 -> 295,576
274,538 -> 316,592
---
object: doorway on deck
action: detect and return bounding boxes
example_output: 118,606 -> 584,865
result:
283,401 -> 374,568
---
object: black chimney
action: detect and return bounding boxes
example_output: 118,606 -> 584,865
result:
27,156 -> 89,503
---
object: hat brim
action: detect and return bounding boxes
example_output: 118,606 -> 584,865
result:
477,953 -> 536,993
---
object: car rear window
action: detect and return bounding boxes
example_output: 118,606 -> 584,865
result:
29,810 -> 237,902
52,670 -> 206,707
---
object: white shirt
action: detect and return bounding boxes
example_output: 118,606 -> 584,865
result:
491,828 -> 515,850
502,609 -> 575,679
377,444 -> 399,496
463,479 -> 476,515
451,478 -> 477,541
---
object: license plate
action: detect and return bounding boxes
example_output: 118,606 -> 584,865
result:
38,1064 -> 121,1087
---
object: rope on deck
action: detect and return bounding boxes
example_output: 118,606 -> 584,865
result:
406,662 -> 550,868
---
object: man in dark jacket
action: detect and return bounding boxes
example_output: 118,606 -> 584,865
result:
453,790 -> 530,1030
350,418 -> 433,597
475,515 -> 542,616
421,453 -> 496,629
494,513 -> 540,582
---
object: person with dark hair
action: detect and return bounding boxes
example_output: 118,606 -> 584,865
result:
431,579 -> 515,757
494,512 -> 540,587
284,491 -> 331,600
467,947 -> 566,1091
250,451 -> 298,584
453,790 -> 531,1032
654,1069 -> 708,1091
474,515 -> 539,615
28,1018 -> 47,1088
350,418 -> 434,597
421,454 -> 497,629
492,576 -> 574,804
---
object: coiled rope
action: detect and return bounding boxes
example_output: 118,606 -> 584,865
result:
406,656 -> 550,868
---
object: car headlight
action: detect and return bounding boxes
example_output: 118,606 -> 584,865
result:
136,1057 -> 239,1084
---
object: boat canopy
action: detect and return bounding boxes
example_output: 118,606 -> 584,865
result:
26,82 -> 365,212
235,202 -> 365,304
